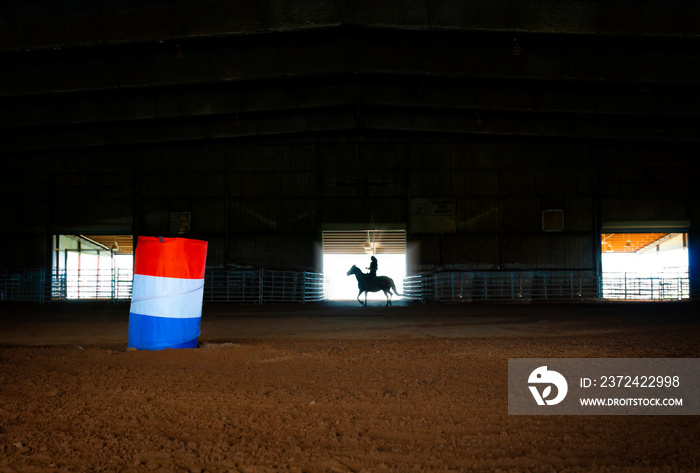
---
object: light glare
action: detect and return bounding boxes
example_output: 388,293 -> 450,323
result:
323,253 -> 406,301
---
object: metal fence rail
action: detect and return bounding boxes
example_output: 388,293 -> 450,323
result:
602,272 -> 689,301
204,270 -> 261,303
204,269 -> 327,303
51,268 -> 134,301
1,268 -> 326,303
403,271 -> 689,302
0,268 -> 690,303
263,270 -> 326,303
403,271 -> 599,302
0,269 -> 48,303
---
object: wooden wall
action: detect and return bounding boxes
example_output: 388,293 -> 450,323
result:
1,133 -> 696,286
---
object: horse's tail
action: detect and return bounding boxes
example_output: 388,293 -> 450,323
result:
391,280 -> 402,297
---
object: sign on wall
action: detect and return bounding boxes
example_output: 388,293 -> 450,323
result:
410,198 -> 457,234
542,209 -> 565,232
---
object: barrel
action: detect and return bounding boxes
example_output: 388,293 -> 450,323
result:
128,236 -> 208,350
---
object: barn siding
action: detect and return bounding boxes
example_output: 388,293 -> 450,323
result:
0,133 -> 696,277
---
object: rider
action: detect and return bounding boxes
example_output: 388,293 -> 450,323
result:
367,256 -> 378,280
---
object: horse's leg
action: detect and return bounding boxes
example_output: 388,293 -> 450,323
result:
384,290 -> 391,307
365,291 -> 368,307
357,290 -> 364,306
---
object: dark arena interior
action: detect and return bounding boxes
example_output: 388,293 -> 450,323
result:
1,1 -> 700,472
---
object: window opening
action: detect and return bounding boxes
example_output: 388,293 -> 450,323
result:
601,232 -> 689,300
52,235 -> 133,300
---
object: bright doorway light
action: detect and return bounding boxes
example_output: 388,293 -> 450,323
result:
601,233 -> 688,275
601,232 -> 689,300
321,228 -> 406,301
324,253 -> 406,301
53,235 -> 133,300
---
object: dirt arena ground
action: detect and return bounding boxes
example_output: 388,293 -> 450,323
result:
1,301 -> 698,472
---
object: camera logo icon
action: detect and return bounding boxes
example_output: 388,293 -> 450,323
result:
528,366 -> 568,406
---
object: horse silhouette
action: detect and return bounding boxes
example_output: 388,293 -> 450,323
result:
346,265 -> 402,306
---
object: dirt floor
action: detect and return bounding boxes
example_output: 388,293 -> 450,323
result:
0,301 -> 699,472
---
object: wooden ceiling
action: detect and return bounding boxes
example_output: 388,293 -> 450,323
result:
601,233 -> 669,253
82,235 -> 134,255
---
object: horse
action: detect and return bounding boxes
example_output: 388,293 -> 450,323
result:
346,265 -> 402,307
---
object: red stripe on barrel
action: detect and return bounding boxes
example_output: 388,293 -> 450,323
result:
133,236 -> 208,279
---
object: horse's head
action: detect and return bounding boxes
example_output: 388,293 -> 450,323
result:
346,265 -> 359,276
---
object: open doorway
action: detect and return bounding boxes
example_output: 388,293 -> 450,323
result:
52,235 -> 133,300
322,227 -> 406,301
601,232 -> 689,300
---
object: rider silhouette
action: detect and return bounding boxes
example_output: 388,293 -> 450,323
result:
367,256 -> 378,280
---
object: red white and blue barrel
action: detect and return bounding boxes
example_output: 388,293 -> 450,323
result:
128,236 -> 208,350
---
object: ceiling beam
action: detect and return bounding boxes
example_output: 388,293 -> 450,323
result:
1,0 -> 700,53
